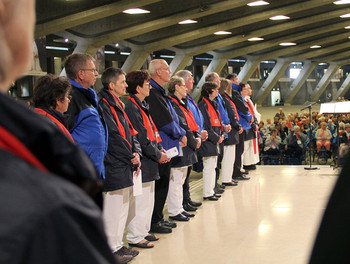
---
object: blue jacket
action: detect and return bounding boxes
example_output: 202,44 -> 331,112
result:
185,94 -> 204,132
66,80 -> 108,179
146,79 -> 186,156
215,93 -> 230,126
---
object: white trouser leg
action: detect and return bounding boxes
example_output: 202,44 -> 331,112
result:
202,156 -> 218,197
126,181 -> 155,244
168,166 -> 188,216
103,187 -> 130,253
221,144 -> 236,183
242,140 -> 251,169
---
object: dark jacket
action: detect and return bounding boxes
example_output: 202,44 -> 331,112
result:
169,95 -> 199,167
0,93 -> 115,264
66,80 -> 108,179
198,96 -> 223,157
98,89 -> 142,192
231,88 -> 252,132
222,92 -> 241,145
244,98 -> 258,141
145,79 -> 186,154
125,95 -> 161,183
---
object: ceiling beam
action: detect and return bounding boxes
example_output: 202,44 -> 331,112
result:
141,0 -> 334,52
35,0 -> 162,38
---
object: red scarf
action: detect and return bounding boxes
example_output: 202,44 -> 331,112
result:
128,96 -> 161,143
0,125 -> 48,172
34,108 -> 74,143
103,95 -> 138,148
224,93 -> 239,121
202,97 -> 223,132
170,96 -> 199,132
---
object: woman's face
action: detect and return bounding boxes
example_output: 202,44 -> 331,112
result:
56,93 -> 71,114
175,82 -> 187,99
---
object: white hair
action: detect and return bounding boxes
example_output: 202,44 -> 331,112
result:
149,59 -> 166,76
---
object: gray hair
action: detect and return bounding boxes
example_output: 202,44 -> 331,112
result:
175,70 -> 192,81
149,59 -> 166,76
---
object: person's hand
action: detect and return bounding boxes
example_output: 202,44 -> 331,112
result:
200,130 -> 208,141
225,124 -> 232,133
218,135 -> 225,144
180,136 -> 187,147
195,138 -> 201,149
158,153 -> 170,164
238,128 -> 244,134
131,153 -> 140,165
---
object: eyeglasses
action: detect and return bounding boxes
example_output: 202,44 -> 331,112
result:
66,95 -> 72,101
143,82 -> 150,87
81,68 -> 98,73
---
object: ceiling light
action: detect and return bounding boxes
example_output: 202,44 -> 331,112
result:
279,42 -> 296,46
248,37 -> 264,41
334,0 -> 350,4
115,43 -> 119,47
105,51 -> 115,54
120,52 -> 131,56
64,38 -> 69,43
345,26 -> 350,29
214,31 -> 232,35
270,15 -> 290,20
310,45 -> 321,48
123,8 -> 150,14
340,13 -> 350,18
46,46 -> 69,51
248,1 -> 269,6
178,19 -> 198,24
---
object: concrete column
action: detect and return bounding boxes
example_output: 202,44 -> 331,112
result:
192,55 -> 227,100
121,50 -> 150,73
284,61 -> 317,104
311,63 -> 340,102
238,56 -> 260,83
336,73 -> 350,99
170,54 -> 193,75
255,59 -> 291,105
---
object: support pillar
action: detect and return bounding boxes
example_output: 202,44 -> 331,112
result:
121,50 -> 150,73
284,61 -> 317,104
336,73 -> 350,99
311,63 -> 339,102
238,56 -> 260,83
170,54 -> 193,75
255,59 -> 291,106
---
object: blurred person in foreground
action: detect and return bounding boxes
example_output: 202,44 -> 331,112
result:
0,0 -> 116,263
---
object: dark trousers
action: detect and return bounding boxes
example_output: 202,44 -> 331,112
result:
182,166 -> 192,204
233,133 -> 245,179
151,162 -> 171,224
215,142 -> 224,186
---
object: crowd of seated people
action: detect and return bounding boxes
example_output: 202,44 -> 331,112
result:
258,108 -> 350,165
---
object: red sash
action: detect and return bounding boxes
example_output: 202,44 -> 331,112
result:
170,96 -> 199,132
103,97 -> 138,149
128,96 -> 161,143
202,97 -> 223,132
34,108 -> 74,143
224,94 -> 239,121
0,125 -> 48,172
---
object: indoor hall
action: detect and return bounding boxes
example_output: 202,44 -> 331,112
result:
131,165 -> 338,264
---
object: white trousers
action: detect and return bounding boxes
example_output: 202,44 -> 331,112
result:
126,181 -> 155,244
221,144 -> 236,183
103,187 -> 131,253
168,166 -> 188,216
203,156 -> 218,197
243,138 -> 260,166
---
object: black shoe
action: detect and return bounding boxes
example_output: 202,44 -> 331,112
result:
188,200 -> 202,207
233,180 -> 239,184
150,222 -> 172,234
114,249 -> 134,264
182,211 -> 195,217
119,246 -> 139,258
214,186 -> 225,194
243,165 -> 256,170
183,202 -> 197,212
203,196 -> 219,201
222,181 -> 238,186
241,170 -> 249,175
160,219 -> 177,228
214,194 -> 221,198
218,184 -> 226,189
235,175 -> 250,180
169,213 -> 189,221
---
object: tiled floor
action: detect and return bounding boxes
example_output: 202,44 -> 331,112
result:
131,165 -> 338,264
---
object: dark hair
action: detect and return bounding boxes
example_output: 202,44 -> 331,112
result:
200,82 -> 218,98
226,73 -> 237,80
126,70 -> 150,94
205,72 -> 217,82
239,82 -> 246,90
63,53 -> 95,80
167,76 -> 184,94
101,67 -> 125,90
33,74 -> 71,109
219,78 -> 230,95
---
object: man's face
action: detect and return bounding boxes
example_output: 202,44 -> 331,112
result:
158,61 -> 171,83
246,84 -> 252,96
81,60 -> 98,88
185,73 -> 194,93
212,73 -> 220,88
233,76 -> 239,85
112,74 -> 128,98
